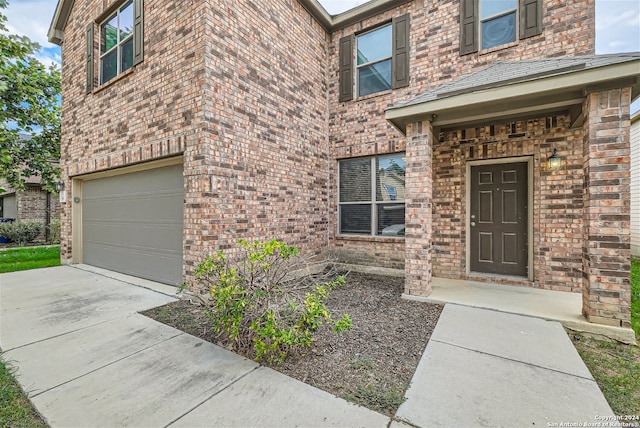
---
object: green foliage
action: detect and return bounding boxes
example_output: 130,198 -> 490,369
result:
0,1 -> 61,192
47,218 -> 61,244
193,239 -> 351,363
0,221 -> 43,247
0,354 -> 47,427
631,257 -> 639,338
0,245 -> 60,273
573,334 -> 640,415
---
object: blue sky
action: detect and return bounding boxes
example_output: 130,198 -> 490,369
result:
3,0 -> 639,109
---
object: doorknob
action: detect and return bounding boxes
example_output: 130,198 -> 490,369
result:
471,222 -> 476,227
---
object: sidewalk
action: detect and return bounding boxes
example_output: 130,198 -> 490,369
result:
395,304 -> 615,427
0,266 -> 615,427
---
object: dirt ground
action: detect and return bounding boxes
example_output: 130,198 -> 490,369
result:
141,271 -> 443,416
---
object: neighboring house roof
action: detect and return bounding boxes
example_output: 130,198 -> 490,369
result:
47,0 -> 411,44
387,53 -> 640,133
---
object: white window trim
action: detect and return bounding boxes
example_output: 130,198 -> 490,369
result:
99,1 -> 134,85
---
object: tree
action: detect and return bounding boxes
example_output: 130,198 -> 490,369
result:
0,0 -> 61,192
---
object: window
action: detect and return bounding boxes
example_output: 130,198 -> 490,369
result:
338,14 -> 410,102
339,155 -> 406,236
357,25 -> 392,97
86,0 -> 143,93
480,0 -> 516,49
100,1 -> 134,85
460,0 -> 542,55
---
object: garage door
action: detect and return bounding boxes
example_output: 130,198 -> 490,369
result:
82,163 -> 183,286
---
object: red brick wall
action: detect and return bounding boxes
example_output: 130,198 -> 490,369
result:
327,0 -> 595,263
432,115 -> 584,292
60,0 -> 330,278
183,0 -> 331,274
582,88 -> 632,327
60,0 -> 208,261
16,187 -> 60,243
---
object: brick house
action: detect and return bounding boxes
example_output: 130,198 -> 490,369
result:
48,0 -> 638,333
0,176 -> 61,243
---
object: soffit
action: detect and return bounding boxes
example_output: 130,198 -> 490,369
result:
386,54 -> 640,133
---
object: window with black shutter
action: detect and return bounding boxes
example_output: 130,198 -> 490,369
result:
460,0 -> 542,55
338,14 -> 410,101
86,0 -> 144,91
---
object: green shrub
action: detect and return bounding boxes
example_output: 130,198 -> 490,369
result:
0,222 -> 43,247
47,218 -> 61,244
191,239 -> 351,363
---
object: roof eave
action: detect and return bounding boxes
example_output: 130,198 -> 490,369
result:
48,0 -> 74,45
386,59 -> 640,134
48,0 -> 410,44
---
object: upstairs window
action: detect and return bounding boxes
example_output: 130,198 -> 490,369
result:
460,0 -> 542,55
357,25 -> 392,97
480,0 -> 516,49
339,155 -> 406,237
86,0 -> 144,93
339,14 -> 410,102
100,1 -> 134,85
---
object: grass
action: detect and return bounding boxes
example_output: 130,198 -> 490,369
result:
0,354 -> 47,427
570,256 -> 640,415
0,246 -> 60,274
572,334 -> 640,415
631,256 -> 640,337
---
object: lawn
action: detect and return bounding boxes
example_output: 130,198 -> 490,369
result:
0,246 -> 60,274
0,355 -> 47,427
632,256 -> 640,337
571,256 -> 640,415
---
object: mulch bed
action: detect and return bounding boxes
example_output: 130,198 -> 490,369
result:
141,271 -> 443,416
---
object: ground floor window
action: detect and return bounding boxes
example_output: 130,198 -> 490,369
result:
339,154 -> 406,236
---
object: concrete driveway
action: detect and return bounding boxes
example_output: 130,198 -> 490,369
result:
0,266 -> 387,427
0,265 -> 615,427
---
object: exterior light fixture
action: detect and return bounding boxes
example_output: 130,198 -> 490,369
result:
548,149 -> 561,169
56,181 -> 67,203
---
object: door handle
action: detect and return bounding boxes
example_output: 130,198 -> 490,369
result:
471,222 -> 476,227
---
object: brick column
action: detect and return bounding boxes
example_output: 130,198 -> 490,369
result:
582,88 -> 632,328
404,120 -> 434,297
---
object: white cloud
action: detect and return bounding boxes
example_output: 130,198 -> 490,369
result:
595,0 -> 640,54
3,0 -> 57,48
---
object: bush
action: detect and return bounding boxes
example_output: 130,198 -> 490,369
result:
189,239 -> 351,363
0,221 -> 43,247
47,218 -> 61,244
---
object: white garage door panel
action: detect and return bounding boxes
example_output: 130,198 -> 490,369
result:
82,164 -> 184,286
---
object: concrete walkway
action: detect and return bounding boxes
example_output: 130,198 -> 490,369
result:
0,266 -> 615,427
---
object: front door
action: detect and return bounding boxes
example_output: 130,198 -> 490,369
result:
470,162 -> 528,276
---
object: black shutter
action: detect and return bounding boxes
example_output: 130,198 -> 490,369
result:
392,14 -> 410,89
460,0 -> 478,55
133,0 -> 144,66
86,23 -> 94,94
338,35 -> 354,102
520,0 -> 542,39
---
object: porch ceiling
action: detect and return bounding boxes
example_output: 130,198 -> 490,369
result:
386,54 -> 640,134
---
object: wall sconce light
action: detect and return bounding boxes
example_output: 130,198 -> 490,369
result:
56,181 -> 67,203
548,149 -> 561,169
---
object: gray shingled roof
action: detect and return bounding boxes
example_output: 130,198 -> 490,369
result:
392,53 -> 640,110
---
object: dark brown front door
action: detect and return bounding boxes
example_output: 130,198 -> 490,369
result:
470,162 -> 528,276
